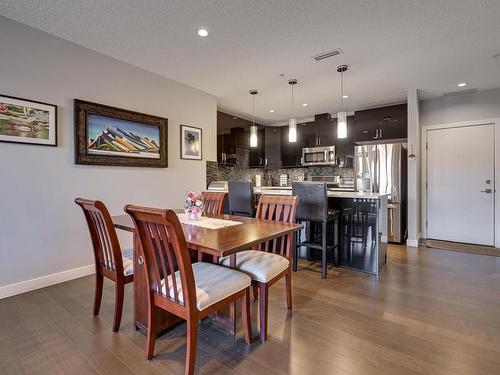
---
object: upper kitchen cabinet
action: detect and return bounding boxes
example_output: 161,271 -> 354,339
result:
217,111 -> 248,153
353,104 -> 407,142
300,115 -> 336,147
281,125 -> 304,167
249,128 -> 265,167
315,113 -> 336,146
264,126 -> 282,168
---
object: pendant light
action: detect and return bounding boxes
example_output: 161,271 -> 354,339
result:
337,65 -> 348,139
249,89 -> 258,148
288,79 -> 298,143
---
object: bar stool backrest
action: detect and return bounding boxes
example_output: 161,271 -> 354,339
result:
228,180 -> 254,216
292,181 -> 328,223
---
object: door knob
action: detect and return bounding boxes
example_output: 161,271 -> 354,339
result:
486,179 -> 492,184
480,188 -> 493,193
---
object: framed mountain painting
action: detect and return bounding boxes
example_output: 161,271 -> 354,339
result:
74,100 -> 168,167
0,94 -> 57,146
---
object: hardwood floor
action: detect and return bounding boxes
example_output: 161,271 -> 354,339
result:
1,244 -> 500,374
426,239 -> 500,257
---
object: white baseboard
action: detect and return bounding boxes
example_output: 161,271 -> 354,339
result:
406,239 -> 419,248
0,264 -> 95,300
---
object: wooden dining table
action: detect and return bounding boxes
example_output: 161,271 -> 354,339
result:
112,212 -> 302,335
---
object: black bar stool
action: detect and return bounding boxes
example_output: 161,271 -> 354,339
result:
292,181 -> 339,279
228,180 -> 255,217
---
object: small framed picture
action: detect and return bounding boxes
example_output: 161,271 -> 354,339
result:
180,125 -> 202,160
0,94 -> 57,146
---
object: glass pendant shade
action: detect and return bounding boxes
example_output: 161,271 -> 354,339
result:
288,79 -> 298,143
336,65 -> 349,139
337,111 -> 347,139
288,118 -> 297,142
249,89 -> 258,147
249,125 -> 258,147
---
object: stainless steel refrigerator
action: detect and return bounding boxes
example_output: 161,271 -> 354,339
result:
355,142 -> 407,243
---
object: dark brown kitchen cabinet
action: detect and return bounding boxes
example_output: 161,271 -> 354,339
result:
281,125 -> 304,167
353,104 -> 407,142
264,126 -> 282,168
249,128 -> 265,167
314,113 -> 336,146
333,116 -> 355,167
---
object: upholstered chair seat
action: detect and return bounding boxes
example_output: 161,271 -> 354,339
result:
121,248 -> 134,276
162,262 -> 251,310
219,251 -> 289,283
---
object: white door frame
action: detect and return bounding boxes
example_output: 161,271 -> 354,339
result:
421,118 -> 500,247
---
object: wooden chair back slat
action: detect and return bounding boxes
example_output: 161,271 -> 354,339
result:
92,210 -> 115,271
75,198 -> 124,275
149,222 -> 169,295
255,195 -> 297,258
254,195 -> 298,258
202,192 -> 227,215
125,205 -> 197,310
158,223 -> 180,302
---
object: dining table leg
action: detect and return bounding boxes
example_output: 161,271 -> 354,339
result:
229,253 -> 237,334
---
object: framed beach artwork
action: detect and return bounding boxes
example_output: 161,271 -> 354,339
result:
74,100 -> 168,167
0,94 -> 57,146
180,125 -> 202,160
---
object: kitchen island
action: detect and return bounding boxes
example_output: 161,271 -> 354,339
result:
208,186 -> 387,275
254,187 -> 388,275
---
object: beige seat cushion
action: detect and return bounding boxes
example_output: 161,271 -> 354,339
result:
122,248 -> 134,276
161,262 -> 251,311
219,250 -> 289,283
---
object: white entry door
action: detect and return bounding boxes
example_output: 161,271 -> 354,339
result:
426,124 -> 495,246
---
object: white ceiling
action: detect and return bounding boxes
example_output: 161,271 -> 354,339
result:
1,0 -> 500,124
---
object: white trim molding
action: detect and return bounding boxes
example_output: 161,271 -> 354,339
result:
0,264 -> 95,300
406,239 -> 419,247
421,117 -> 500,247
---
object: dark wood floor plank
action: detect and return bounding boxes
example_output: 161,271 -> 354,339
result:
1,245 -> 500,374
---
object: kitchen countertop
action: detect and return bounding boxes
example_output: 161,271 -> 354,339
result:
208,187 -> 387,199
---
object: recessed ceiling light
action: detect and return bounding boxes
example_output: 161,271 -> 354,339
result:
343,95 -> 349,99
302,103 -> 308,107
197,28 -> 208,37
457,82 -> 467,87
269,109 -> 275,113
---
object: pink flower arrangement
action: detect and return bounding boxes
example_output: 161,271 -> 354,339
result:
0,103 -> 8,112
184,191 -> 204,220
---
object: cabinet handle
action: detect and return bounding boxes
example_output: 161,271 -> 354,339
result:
379,128 -> 383,138
374,129 -> 379,139
265,158 -> 268,166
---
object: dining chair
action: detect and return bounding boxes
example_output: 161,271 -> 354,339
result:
220,195 -> 298,342
125,205 -> 252,374
74,198 -> 134,332
202,191 -> 227,214
228,180 -> 255,217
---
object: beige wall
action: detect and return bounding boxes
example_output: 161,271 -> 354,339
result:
420,88 -> 500,126
0,17 -> 217,296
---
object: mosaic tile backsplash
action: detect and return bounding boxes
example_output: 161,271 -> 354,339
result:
206,147 -> 355,188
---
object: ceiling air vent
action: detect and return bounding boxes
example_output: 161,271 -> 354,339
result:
312,48 -> 343,62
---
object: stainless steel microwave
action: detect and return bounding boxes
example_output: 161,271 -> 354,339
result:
301,146 -> 336,166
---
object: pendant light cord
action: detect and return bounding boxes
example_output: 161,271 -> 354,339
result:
252,94 -> 255,126
291,83 -> 294,118
340,69 -> 344,110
